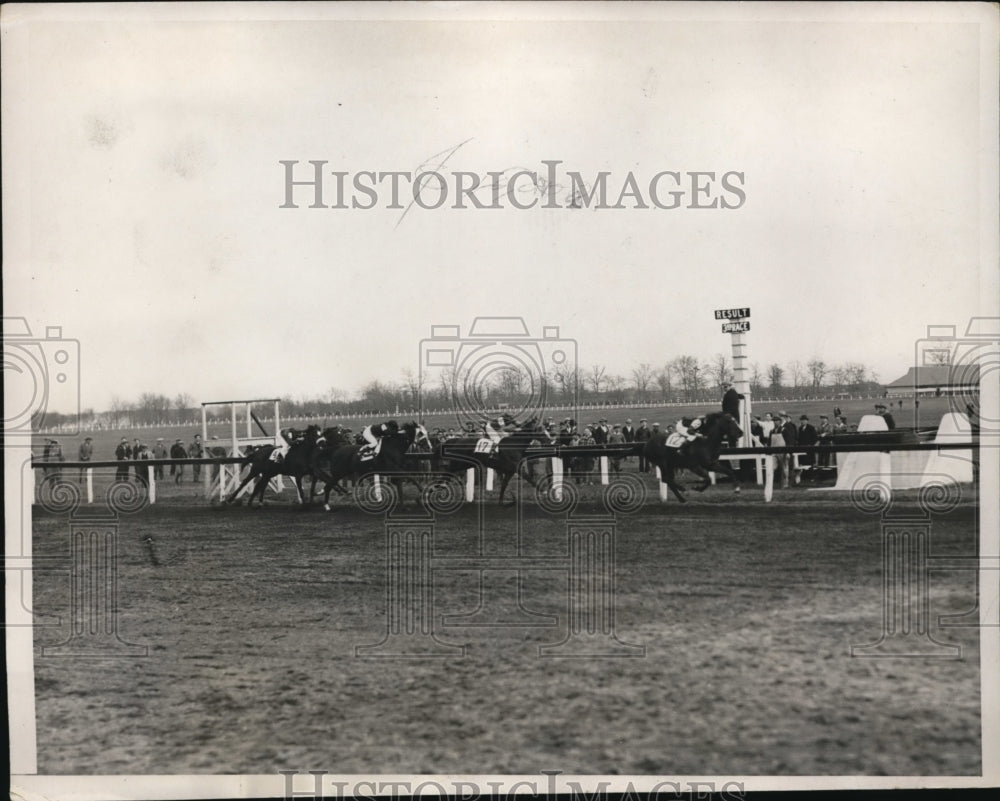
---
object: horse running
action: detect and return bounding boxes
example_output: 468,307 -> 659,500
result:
643,412 -> 743,502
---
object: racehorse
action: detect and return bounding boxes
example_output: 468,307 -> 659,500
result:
643,412 -> 744,502
435,417 -> 554,505
226,424 -> 337,507
317,421 -> 431,510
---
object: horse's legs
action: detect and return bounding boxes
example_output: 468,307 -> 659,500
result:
686,465 -> 713,492
497,470 -> 514,505
661,463 -> 688,503
249,473 -> 269,507
713,460 -> 741,493
226,468 -> 259,504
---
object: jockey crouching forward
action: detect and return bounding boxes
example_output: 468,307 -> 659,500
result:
271,427 -> 305,463
671,417 -> 705,455
484,414 -> 514,446
361,420 -> 399,457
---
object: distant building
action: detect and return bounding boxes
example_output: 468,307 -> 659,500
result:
884,365 -> 980,398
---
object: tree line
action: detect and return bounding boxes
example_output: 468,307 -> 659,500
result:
37,355 -> 883,430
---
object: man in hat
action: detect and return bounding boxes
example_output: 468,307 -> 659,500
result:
635,418 -> 652,472
875,403 -> 896,430
77,437 -> 93,483
778,412 -> 799,487
170,438 -> 188,483
190,433 -> 204,481
798,415 -> 818,466
722,381 -> 743,420
608,424 -> 625,474
153,437 -> 168,480
621,417 -> 635,443
817,414 -> 834,467
132,437 -> 144,481
115,437 -> 132,482
593,418 -> 610,445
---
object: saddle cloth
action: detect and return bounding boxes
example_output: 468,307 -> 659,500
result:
359,445 -> 378,461
665,433 -> 686,449
474,438 -> 498,455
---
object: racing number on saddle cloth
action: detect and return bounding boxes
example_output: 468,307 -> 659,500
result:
474,438 -> 497,455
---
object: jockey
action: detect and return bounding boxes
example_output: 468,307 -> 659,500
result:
270,427 -> 304,463
484,414 -> 513,445
674,417 -> 705,454
361,419 -> 399,455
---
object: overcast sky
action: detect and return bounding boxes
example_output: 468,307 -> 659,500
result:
3,3 -> 997,413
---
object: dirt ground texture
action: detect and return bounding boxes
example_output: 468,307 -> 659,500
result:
30,478 -> 981,777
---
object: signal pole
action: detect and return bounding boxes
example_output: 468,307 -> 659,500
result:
715,308 -> 753,447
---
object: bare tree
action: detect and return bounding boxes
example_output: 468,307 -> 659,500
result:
787,360 -> 806,389
401,368 -> 425,404
497,365 -> 526,400
588,364 -> 608,395
551,362 -> 580,401
708,353 -> 733,392
830,364 -> 849,391
844,362 -> 868,389
631,362 -> 654,400
924,349 -> 952,365
109,395 -> 128,428
807,358 -> 827,390
654,365 -> 673,401
607,374 -> 626,402
669,355 -> 701,399
749,362 -> 764,395
767,363 -> 784,391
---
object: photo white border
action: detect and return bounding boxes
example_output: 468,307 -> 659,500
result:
4,1 -> 998,796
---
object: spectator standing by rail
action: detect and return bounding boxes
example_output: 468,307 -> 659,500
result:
875,403 -> 896,430
608,424 -> 625,475
134,444 -> 151,487
593,418 -> 609,445
817,415 -> 833,467
190,434 -> 204,481
153,438 -> 168,480
722,382 -> 743,419
574,427 -> 596,485
798,415 -> 818,467
759,412 -> 775,445
170,438 -> 188,483
131,438 -> 143,482
77,437 -> 93,483
115,437 -> 131,482
635,419 -> 652,473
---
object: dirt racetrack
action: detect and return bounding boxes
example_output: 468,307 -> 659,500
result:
31,478 -> 981,776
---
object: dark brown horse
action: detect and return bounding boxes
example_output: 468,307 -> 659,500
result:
317,421 -> 430,510
643,412 -> 743,502
226,425 -> 346,507
435,417 -> 554,505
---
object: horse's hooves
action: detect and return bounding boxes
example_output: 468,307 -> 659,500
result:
733,487 -> 741,493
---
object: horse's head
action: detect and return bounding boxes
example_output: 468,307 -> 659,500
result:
407,421 -> 432,451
